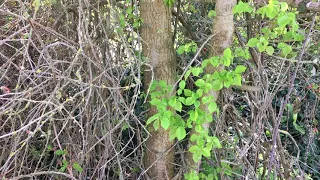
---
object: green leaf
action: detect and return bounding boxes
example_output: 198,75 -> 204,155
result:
232,1 -> 253,14
177,45 -> 185,55
221,162 -> 232,175
277,42 -> 286,49
202,59 -> 210,68
257,43 -> 265,52
259,36 -> 268,46
293,113 -> 298,121
280,2 -> 289,11
293,114 -> 305,134
159,80 -> 167,89
119,14 -> 126,28
150,98 -> 161,106
266,130 -> 271,137
175,127 -> 186,141
247,38 -> 258,47
175,101 -> 182,112
163,110 -> 172,118
190,134 -> 198,142
184,70 -> 191,79
258,37 -> 268,52
169,128 -> 177,140
125,7 -> 133,14
146,114 -> 159,125
189,145 -> 200,153
153,119 -> 160,130
178,97 -> 185,104
47,145 -> 53,151
224,80 -> 232,88
282,45 -> 292,56
212,71 -> 220,79
185,43 -> 191,52
207,174 -> 214,180
226,72 -> 233,81
202,96 -> 211,104
206,114 -> 213,122
223,57 -> 231,67
196,89 -> 203,97
168,98 -> 176,107
223,48 -> 232,60
164,0 -> 175,7
72,163 -> 83,173
185,97 -> 194,106
195,125 -> 202,133
212,79 -> 223,90
210,56 -> 220,67
212,136 -> 222,148
196,137 -> 205,147
150,82 -> 158,91
176,118 -> 185,127
193,153 -> 202,162
179,80 -> 186,89
235,65 -> 247,73
244,48 -> 251,59
195,79 -> 205,87
184,89 -> 193,97
266,46 -> 274,55
208,10 -> 216,17
32,0 -> 41,12
266,5 -> 278,19
192,67 -> 203,76
189,145 -> 202,162
161,117 -> 170,130
55,149 -> 66,156
293,33 -> 305,41
191,45 -> 197,53
234,48 -> 245,58
59,165 -> 67,172
190,110 -> 198,121
59,160 -> 68,172
233,74 -> 242,86
133,21 -> 140,28
293,121 -> 305,135
202,147 -> 211,157
194,100 -> 200,108
277,14 -> 291,28
208,102 -> 217,113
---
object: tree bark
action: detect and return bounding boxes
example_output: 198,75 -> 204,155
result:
185,0 -> 237,173
141,1 -> 176,179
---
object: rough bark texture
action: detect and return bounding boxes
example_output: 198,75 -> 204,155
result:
141,1 -> 176,179
185,0 -> 236,173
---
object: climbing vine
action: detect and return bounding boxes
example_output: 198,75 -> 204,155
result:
146,0 -> 307,179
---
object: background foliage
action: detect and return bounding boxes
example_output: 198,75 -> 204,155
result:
0,0 -> 320,179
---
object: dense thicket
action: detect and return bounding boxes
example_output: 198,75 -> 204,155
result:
0,0 -> 319,179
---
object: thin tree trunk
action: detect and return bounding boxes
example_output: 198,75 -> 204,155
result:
141,1 -> 176,179
185,0 -> 237,173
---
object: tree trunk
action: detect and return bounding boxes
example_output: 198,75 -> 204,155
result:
185,0 -> 237,173
141,1 -> 176,179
